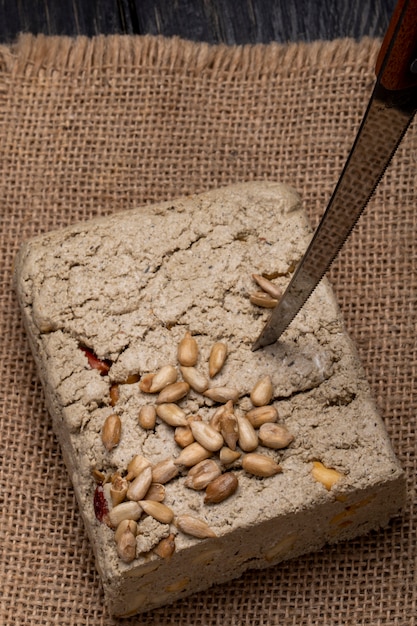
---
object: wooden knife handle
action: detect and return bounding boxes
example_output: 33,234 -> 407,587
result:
376,0 -> 417,90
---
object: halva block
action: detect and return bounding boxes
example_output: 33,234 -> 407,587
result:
14,183 -> 405,617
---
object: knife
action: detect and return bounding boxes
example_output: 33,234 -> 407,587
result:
253,0 -> 417,350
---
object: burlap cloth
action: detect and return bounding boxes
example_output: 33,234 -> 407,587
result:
0,33 -> 415,625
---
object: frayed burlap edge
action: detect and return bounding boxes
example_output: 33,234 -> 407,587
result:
0,32 -> 380,80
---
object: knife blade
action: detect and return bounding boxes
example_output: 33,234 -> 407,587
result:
253,0 -> 417,351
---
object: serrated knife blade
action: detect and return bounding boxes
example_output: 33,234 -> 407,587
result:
253,0 -> 417,350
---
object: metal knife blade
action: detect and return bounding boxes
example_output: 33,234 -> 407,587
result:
253,0 -> 417,351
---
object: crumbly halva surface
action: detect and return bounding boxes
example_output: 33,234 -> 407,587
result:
14,183 -> 405,617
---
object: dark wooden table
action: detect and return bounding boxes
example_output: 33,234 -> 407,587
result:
0,0 -> 397,45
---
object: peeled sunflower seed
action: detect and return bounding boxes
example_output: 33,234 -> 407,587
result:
208,342 -> 228,378
139,500 -> 174,524
125,454 -> 151,481
156,381 -> 190,404
149,365 -> 178,393
179,366 -> 209,393
182,415 -> 202,447
175,514 -> 217,538
219,413 -> 239,451
101,413 -> 122,452
151,458 -> 179,484
165,577 -> 190,593
114,519 -> 138,544
184,459 -> 222,490
258,423 -> 294,449
174,425 -> 195,448
138,405 -> 157,429
252,273 -> 282,299
242,453 -> 282,477
144,482 -> 166,502
116,527 -> 137,563
263,532 -> 298,563
123,373 -> 140,384
174,442 -> 213,467
209,404 -> 228,431
156,403 -> 188,427
91,468 -> 106,484
126,466 -> 153,501
219,446 -> 241,466
311,461 -> 343,490
246,405 -> 278,428
154,533 -> 176,559
236,414 -> 258,452
203,387 -> 240,403
107,501 -> 143,528
139,373 -> 154,393
204,472 -> 238,504
249,291 -> 278,308
177,331 -> 199,366
109,384 -> 119,407
250,375 -> 273,407
110,475 -> 128,506
189,420 -> 224,452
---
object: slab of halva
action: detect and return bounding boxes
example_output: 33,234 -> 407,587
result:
14,182 -> 405,617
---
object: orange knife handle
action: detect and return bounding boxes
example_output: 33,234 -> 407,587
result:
376,0 -> 417,90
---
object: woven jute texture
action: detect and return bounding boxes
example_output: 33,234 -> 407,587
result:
0,33 -> 416,625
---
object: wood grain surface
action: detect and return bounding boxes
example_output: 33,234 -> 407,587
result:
0,0 -> 397,43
